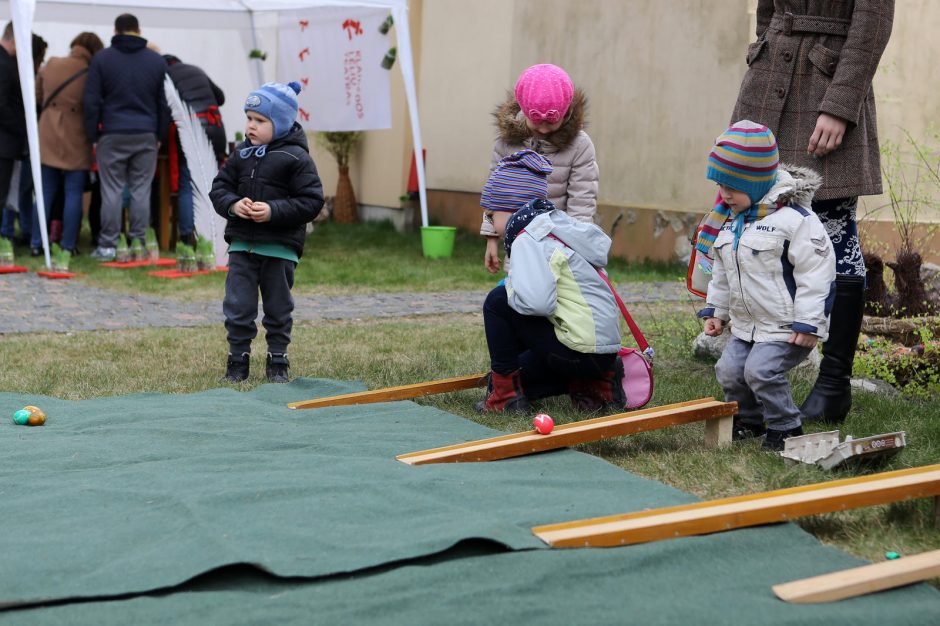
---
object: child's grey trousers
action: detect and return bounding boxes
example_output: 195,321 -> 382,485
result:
223,251 -> 296,356
715,335 -> 813,431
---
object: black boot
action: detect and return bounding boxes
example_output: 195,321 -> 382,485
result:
266,353 -> 290,383
222,352 -> 250,383
762,425 -> 804,452
800,275 -> 865,424
732,419 -> 766,441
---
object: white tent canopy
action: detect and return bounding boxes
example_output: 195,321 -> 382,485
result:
4,0 -> 428,267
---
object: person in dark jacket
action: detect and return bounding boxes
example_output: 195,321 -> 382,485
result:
83,13 -> 167,260
2,32 -> 48,253
164,53 -> 226,246
210,81 -> 324,384
0,22 -> 27,245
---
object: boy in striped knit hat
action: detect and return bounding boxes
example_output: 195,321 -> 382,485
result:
696,120 -> 835,451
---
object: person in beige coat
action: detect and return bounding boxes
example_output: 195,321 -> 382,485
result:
37,32 -> 103,253
481,64 -> 598,274
731,1 -> 894,425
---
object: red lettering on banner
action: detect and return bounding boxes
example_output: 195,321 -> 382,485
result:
298,47 -> 310,62
299,107 -> 310,122
299,19 -> 309,31
300,77 -> 309,87
342,19 -> 363,41
343,50 -> 365,119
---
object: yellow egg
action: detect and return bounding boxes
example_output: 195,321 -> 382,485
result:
27,414 -> 46,426
23,405 -> 45,419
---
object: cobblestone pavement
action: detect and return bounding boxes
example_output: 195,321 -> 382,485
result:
0,272 -> 692,334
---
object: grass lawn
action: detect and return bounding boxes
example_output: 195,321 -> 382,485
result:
10,221 -> 685,300
3,221 -> 937,574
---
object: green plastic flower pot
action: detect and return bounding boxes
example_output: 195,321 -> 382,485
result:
420,226 -> 456,259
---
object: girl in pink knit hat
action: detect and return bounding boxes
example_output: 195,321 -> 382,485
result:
481,63 -> 599,273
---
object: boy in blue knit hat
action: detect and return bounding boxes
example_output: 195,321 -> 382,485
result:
210,81 -> 324,383
696,121 -> 835,451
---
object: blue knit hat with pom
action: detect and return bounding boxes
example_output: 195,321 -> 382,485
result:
245,81 -> 302,140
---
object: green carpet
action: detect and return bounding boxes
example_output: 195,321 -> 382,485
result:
0,379 -> 936,623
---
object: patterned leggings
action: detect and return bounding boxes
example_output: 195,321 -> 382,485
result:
811,196 -> 865,278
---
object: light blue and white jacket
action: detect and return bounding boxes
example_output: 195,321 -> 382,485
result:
505,210 -> 621,354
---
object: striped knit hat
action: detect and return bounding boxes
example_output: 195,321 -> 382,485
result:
481,149 -> 553,213
706,120 -> 779,204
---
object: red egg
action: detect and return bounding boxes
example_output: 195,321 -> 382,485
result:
533,413 -> 554,435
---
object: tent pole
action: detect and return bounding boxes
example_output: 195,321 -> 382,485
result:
392,5 -> 427,229
11,0 -> 50,267
241,1 -> 264,86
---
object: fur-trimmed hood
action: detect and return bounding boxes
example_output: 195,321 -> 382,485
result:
493,88 -> 588,150
763,164 -> 823,208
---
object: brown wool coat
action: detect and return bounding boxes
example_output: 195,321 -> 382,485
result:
490,89 -> 598,221
38,46 -> 95,171
731,0 -> 894,201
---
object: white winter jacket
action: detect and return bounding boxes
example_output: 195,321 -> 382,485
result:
701,166 -> 836,343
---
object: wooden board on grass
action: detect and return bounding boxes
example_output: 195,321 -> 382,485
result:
396,398 -> 737,465
288,373 -> 489,410
532,464 -> 940,548
772,548 -> 940,603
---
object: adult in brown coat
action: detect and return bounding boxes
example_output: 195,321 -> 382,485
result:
731,0 -> 894,425
37,32 -> 104,253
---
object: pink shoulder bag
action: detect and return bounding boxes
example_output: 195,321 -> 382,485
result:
596,270 -> 654,410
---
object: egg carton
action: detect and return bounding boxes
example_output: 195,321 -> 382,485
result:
781,430 -> 907,470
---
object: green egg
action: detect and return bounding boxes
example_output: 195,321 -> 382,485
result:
12,409 -> 30,425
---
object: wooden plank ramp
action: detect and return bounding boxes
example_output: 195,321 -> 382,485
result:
532,464 -> 940,548
396,398 -> 737,465
288,373 -> 488,410
772,548 -> 940,603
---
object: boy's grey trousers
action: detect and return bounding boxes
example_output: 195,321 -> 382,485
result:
715,335 -> 813,431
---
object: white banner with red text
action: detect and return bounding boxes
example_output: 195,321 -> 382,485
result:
278,6 -> 392,131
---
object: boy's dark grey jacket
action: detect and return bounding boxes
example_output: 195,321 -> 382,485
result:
210,122 -> 324,258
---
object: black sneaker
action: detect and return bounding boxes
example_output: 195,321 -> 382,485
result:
732,419 -> 766,441
762,425 -> 804,452
222,352 -> 250,383
266,353 -> 290,383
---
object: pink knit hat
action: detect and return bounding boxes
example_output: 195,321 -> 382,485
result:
514,64 -> 574,124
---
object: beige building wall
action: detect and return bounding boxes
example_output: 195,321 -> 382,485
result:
859,0 -> 940,224
350,0 -> 940,261
416,0 -> 752,259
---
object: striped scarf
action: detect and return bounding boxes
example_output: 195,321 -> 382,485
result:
695,192 -> 779,255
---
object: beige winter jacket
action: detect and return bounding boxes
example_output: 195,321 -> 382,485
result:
481,90 -> 598,237
38,46 -> 95,171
